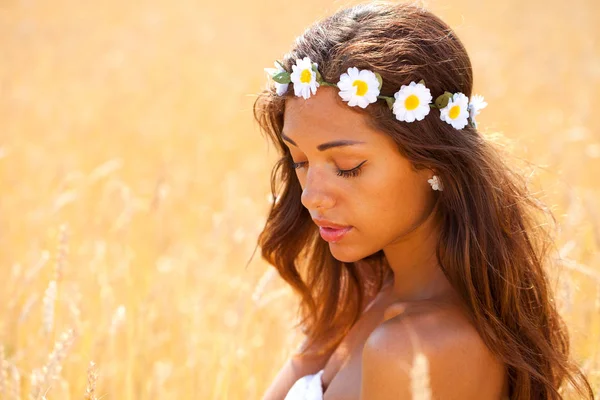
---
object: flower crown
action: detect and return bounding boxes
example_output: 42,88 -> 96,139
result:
264,56 -> 487,130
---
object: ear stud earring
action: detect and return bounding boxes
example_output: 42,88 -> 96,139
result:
428,175 -> 443,191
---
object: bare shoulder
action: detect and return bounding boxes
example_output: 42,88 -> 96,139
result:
360,303 -> 506,400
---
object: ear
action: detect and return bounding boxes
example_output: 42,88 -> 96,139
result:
419,167 -> 437,180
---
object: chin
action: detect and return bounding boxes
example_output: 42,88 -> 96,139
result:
328,244 -> 373,263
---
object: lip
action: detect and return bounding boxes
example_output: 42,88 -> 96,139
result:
312,218 -> 352,243
312,218 -> 351,229
318,226 -> 352,243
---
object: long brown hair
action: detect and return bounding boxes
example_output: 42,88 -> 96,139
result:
253,2 -> 594,398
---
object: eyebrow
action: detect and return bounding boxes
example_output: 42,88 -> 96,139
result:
280,132 -> 366,151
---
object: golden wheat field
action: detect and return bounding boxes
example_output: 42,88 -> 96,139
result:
1,0 -> 600,398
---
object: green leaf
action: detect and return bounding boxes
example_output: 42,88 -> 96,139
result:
418,79 -> 425,86
385,97 -> 394,110
315,70 -> 323,84
434,92 -> 453,109
310,63 -> 328,85
272,71 -> 291,84
375,72 -> 383,91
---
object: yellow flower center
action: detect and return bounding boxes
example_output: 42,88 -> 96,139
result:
352,80 -> 368,96
300,69 -> 312,84
449,105 -> 461,119
404,94 -> 420,111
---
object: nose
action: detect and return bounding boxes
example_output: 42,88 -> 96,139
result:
300,167 -> 335,211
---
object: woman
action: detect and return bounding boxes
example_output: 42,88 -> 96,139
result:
253,2 -> 594,399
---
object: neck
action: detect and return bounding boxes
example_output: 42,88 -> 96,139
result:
383,198 -> 456,303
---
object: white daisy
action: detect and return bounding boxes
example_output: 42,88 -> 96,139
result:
336,67 -> 381,108
392,81 -> 432,123
439,92 -> 470,129
468,94 -> 488,127
264,61 -> 289,96
290,56 -> 319,99
273,62 -> 289,96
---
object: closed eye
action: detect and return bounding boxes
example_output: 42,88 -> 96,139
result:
291,160 -> 367,179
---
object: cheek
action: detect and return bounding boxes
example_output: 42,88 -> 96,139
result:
361,168 -> 428,232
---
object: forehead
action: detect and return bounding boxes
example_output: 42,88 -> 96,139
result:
282,87 -> 383,143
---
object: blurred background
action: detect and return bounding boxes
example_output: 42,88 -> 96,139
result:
0,0 -> 599,398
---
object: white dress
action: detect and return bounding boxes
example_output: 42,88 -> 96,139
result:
283,369 -> 325,400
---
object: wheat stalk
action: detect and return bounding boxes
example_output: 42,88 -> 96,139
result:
84,361 -> 98,400
0,345 -> 7,397
18,293 -> 40,324
55,224 -> 69,282
23,251 -> 51,288
30,328 -> 76,399
109,305 -> 126,336
251,268 -> 276,305
42,280 -> 57,336
9,364 -> 20,400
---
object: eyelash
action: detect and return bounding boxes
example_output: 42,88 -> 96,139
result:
290,160 -> 366,178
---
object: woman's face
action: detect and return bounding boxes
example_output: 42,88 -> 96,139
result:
282,87 -> 438,262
